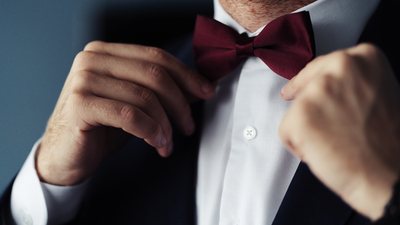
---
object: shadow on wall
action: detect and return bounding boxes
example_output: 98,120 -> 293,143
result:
97,2 -> 213,47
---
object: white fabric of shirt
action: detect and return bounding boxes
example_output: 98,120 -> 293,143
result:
9,0 -> 380,224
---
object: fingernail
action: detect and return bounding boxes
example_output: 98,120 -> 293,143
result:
202,83 -> 213,94
186,117 -> 195,134
157,129 -> 167,148
281,84 -> 287,95
167,142 -> 174,155
161,133 -> 167,146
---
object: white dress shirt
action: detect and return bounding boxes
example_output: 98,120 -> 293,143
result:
9,0 -> 380,224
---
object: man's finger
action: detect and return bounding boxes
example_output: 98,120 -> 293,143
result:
71,51 -> 196,135
280,66 -> 311,101
75,95 -> 172,157
279,100 -> 306,160
84,41 -> 216,100
74,70 -> 173,146
280,56 -> 326,101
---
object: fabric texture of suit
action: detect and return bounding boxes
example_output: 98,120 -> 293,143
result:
1,0 -> 399,224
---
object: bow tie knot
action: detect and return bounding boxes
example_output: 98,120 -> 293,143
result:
235,34 -> 255,57
192,11 -> 315,81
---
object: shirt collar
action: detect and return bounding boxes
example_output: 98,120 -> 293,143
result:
213,0 -> 380,56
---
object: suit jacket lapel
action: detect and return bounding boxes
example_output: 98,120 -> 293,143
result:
272,163 -> 363,225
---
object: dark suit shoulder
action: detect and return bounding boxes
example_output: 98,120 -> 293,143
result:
359,0 -> 400,80
163,34 -> 195,70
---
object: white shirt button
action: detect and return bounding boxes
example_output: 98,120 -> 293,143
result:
243,126 -> 257,139
20,209 -> 33,225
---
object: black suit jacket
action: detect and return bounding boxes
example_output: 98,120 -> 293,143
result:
1,0 -> 399,224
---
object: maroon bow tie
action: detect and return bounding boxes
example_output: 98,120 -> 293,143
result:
192,11 -> 315,81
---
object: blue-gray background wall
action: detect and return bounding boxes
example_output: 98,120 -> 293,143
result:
0,0 -> 209,194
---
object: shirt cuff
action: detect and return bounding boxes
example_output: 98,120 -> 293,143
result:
10,138 -> 89,225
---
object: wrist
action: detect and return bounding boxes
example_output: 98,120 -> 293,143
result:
344,159 -> 398,221
35,143 -> 90,186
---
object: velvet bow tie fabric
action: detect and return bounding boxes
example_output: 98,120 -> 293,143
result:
192,11 -> 316,81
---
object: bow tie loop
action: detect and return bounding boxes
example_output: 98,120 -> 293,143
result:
235,34 -> 255,58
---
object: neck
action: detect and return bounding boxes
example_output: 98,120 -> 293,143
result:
219,0 -> 317,32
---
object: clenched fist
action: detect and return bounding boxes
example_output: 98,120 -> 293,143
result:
36,41 -> 216,186
279,43 -> 400,220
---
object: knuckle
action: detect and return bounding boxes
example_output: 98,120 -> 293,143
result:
298,98 -> 319,122
70,71 -> 94,91
182,66 -> 198,82
75,51 -> 90,62
120,104 -> 138,124
307,75 -> 338,98
138,121 -> 160,140
360,44 -> 385,65
357,43 -> 379,56
147,64 -> 168,82
182,65 -> 194,77
146,47 -> 167,61
318,75 -> 336,94
73,51 -> 95,70
138,88 -> 156,106
84,41 -> 105,51
147,122 -> 160,138
329,51 -> 354,77
71,91 -> 84,102
124,82 -> 140,96
69,92 -> 86,112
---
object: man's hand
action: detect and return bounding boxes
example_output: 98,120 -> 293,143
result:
36,41 -> 216,186
279,43 -> 400,220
